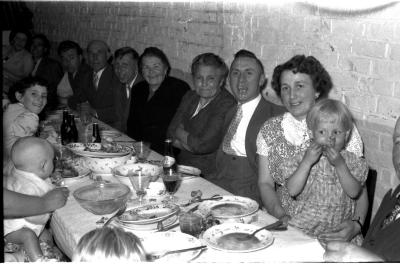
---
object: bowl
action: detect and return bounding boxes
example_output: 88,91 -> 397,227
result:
67,142 -> 85,151
86,143 -> 101,151
73,182 -> 131,215
83,153 -> 133,174
112,163 -> 163,188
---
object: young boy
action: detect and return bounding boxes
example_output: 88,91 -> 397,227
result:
4,136 -> 62,261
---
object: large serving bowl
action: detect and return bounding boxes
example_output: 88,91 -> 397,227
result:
112,163 -> 163,188
83,153 -> 133,174
73,182 -> 131,215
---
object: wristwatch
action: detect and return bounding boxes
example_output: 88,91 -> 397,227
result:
352,216 -> 363,231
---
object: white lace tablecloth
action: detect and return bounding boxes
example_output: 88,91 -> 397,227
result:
50,121 -> 324,261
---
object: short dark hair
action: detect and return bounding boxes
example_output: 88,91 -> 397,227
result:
114,47 -> 139,61
58,40 -> 83,56
271,55 -> 332,100
233,49 -> 265,75
9,28 -> 31,48
138,47 -> 171,76
32,33 -> 50,56
8,76 -> 48,103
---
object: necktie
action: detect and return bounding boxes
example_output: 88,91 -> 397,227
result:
222,104 -> 243,155
93,72 -> 99,90
126,84 -> 130,99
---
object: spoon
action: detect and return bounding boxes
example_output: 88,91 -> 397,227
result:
236,220 -> 286,241
103,204 -> 127,226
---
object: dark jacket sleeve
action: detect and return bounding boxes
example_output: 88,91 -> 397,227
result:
167,90 -> 193,140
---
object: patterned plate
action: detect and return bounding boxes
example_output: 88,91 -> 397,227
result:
198,195 -> 259,219
66,143 -> 133,158
118,203 -> 180,225
115,214 -> 178,231
202,223 -> 274,253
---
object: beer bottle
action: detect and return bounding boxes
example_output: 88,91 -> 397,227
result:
163,139 -> 176,175
60,110 -> 71,145
68,114 -> 79,142
92,123 -> 101,143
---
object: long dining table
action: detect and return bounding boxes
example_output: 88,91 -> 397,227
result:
49,117 -> 325,262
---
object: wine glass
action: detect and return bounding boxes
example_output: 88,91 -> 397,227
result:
128,172 -> 152,205
133,141 -> 151,162
162,172 -> 181,203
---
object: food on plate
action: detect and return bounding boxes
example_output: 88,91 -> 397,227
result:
217,233 -> 261,251
55,158 -> 79,178
83,142 -> 130,153
211,203 -> 247,216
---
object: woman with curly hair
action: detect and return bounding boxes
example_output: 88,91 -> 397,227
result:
257,55 -> 367,244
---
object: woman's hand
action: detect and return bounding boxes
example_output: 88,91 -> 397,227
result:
303,142 -> 322,166
318,219 -> 360,244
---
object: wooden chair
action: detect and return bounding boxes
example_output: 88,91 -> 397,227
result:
363,168 -> 377,236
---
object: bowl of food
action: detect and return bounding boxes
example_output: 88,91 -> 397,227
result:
73,182 -> 131,215
112,163 -> 163,188
83,153 -> 133,174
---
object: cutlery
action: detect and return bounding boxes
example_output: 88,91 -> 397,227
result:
236,220 -> 286,241
181,194 -> 223,206
146,245 -> 207,261
103,204 -> 127,226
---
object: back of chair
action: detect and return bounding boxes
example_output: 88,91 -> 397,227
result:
363,168 -> 377,236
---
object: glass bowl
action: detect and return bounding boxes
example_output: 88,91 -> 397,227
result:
73,182 -> 131,215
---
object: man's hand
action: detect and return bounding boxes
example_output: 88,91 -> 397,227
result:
323,241 -> 383,262
43,187 -> 70,212
318,219 -> 360,244
303,142 -> 322,166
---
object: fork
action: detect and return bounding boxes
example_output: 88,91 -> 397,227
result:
181,194 -> 223,206
146,245 -> 207,261
103,204 -> 127,226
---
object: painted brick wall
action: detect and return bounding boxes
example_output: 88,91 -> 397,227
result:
26,1 -> 400,218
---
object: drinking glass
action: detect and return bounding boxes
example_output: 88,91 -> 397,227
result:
179,212 -> 205,238
78,103 -> 92,126
162,172 -> 181,203
128,172 -> 152,205
133,141 -> 151,162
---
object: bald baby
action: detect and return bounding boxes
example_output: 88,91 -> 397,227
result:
11,136 -> 55,179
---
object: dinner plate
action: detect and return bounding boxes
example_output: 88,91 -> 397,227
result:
202,223 -> 274,253
115,214 -> 178,231
118,203 -> 180,225
66,143 -> 133,158
101,130 -> 122,139
140,231 -> 203,262
198,195 -> 259,219
177,165 -> 201,179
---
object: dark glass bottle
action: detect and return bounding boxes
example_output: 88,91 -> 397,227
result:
60,110 -> 71,145
163,139 -> 176,175
68,114 -> 79,142
92,123 -> 101,143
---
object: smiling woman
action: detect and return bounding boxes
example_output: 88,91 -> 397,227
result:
3,76 -> 48,159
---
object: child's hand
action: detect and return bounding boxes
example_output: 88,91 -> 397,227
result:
303,142 -> 322,166
325,147 -> 345,167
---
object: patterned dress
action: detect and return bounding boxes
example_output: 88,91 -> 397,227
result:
257,112 -> 364,242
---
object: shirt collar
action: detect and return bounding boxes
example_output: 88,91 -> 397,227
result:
240,94 -> 261,109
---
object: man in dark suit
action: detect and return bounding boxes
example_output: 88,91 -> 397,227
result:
57,40 -> 92,109
31,34 -> 63,110
324,117 -> 400,262
71,40 -> 118,126
209,50 -> 285,204
113,47 -> 143,133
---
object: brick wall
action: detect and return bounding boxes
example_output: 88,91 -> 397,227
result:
27,1 -> 400,217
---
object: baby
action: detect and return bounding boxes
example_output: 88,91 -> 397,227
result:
73,226 -> 146,262
281,99 -> 368,244
4,136 -> 62,261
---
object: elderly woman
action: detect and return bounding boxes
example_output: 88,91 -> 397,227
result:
167,53 -> 236,176
3,29 -> 34,107
257,55 -> 367,243
3,76 -> 48,159
127,47 -> 190,154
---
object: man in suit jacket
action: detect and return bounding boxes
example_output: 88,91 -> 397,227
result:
209,50 -> 285,204
31,34 -> 63,110
71,40 -> 118,126
113,47 -> 143,133
324,117 -> 400,262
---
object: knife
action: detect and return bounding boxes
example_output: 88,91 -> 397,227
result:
147,245 -> 207,260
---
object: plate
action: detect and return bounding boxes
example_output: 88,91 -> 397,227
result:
198,196 -> 259,219
177,165 -> 201,179
202,223 -> 274,253
140,232 -> 203,262
115,214 -> 178,231
118,203 -> 180,225
101,130 -> 122,139
66,143 -> 133,158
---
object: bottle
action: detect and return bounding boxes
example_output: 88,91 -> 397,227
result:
60,110 -> 71,145
68,114 -> 78,142
92,123 -> 101,143
163,139 -> 176,175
